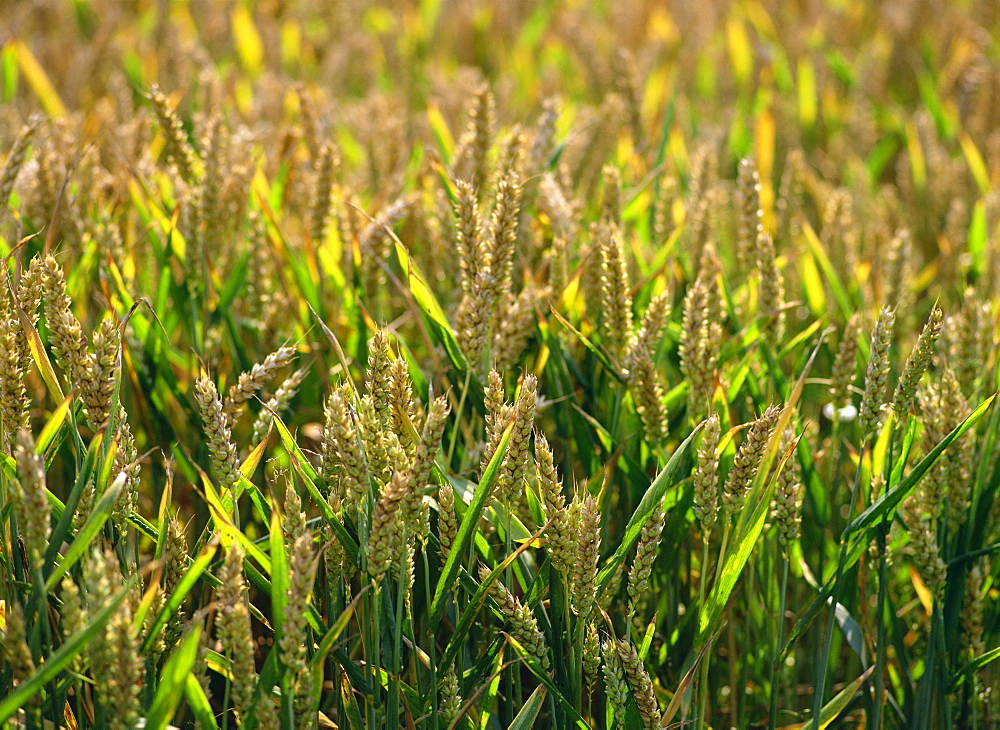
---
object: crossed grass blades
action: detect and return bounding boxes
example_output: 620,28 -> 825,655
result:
2,1 -> 1000,728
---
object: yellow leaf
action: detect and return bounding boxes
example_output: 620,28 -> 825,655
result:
234,78 -> 254,116
19,306 -> 64,402
642,66 -> 671,121
905,120 -> 927,191
426,103 -> 455,159
909,564 -> 934,615
755,109 -> 776,227
744,0 -> 778,39
231,6 -> 264,74
959,132 -> 990,194
799,248 -> 826,315
648,7 -> 679,45
797,57 -> 817,129
62,702 -> 79,730
726,18 -> 753,87
280,19 -> 301,68
10,40 -> 65,116
35,390 -> 74,455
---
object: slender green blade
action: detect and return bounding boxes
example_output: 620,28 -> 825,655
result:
184,673 -> 220,729
509,684 -> 547,729
596,425 -> 700,595
430,424 -> 513,629
394,238 -> 469,373
140,542 -> 218,653
844,391 -> 996,539
145,624 -> 204,729
800,665 -> 874,730
0,577 -> 136,722
699,336 -> 820,640
45,469 -> 126,590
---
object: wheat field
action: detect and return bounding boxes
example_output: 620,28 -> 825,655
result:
1,1 -> 999,728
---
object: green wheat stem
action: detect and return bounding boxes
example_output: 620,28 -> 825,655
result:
694,535 -> 712,728
697,537 -> 711,620
421,547 -> 440,729
812,441 -> 868,723
873,523 -> 890,730
222,663 -> 233,730
698,521 -> 731,728
714,521 -> 731,588
873,416 -> 903,730
768,550 -> 790,729
368,581 -> 383,727
447,368 -> 473,469
387,546 -> 406,727
571,614 -> 583,712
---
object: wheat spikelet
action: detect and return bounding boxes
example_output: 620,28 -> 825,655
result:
456,277 -> 495,373
627,496 -> 665,624
86,548 -> 143,730
0,115 -> 41,209
224,345 -> 297,426
572,495 -> 601,621
600,164 -> 623,226
756,232 -> 786,343
367,470 -> 409,577
613,50 -> 644,145
251,367 -> 306,443
481,369 -> 512,473
0,306 -> 29,448
453,83 -> 495,193
892,305 -> 943,416
436,480 -> 458,561
440,666 -> 463,724
776,148 -> 804,242
693,414 -> 721,532
859,306 -> 896,442
148,84 -> 199,183
387,355 -> 418,448
597,222 -> 634,362
629,290 -> 671,364
602,638 -> 629,724
583,622 -> 601,695
216,544 -> 258,725
679,245 -> 723,419
627,339 -> 669,445
903,503 -> 947,608
528,97 -> 559,176
828,313 -> 861,412
616,638 -> 662,728
38,256 -> 94,396
281,533 -> 319,728
0,601 -> 35,682
322,384 -> 368,512
195,375 -> 240,496
309,141 -> 338,243
405,395 -> 450,540
736,157 -> 762,272
453,178 -> 485,294
722,405 -> 781,518
493,285 -> 541,373
484,175 -> 523,299
12,429 -> 49,570
59,577 -> 86,673
961,558 -> 988,658
537,173 -> 578,242
84,318 -> 118,431
495,374 -> 537,506
481,566 -> 551,671
365,330 -> 394,428
773,428 -> 804,552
